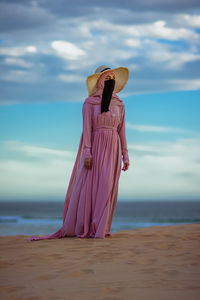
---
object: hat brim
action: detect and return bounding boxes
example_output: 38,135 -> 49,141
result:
86,67 -> 129,96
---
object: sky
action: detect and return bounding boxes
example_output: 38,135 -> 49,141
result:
0,0 -> 200,202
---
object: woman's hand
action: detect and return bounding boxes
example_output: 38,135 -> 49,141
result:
84,157 -> 93,170
122,161 -> 129,171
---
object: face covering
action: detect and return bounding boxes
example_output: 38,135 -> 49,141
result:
101,79 -> 115,114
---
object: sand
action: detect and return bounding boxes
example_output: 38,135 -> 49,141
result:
0,223 -> 200,300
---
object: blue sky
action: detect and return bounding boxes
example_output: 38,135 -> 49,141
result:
0,0 -> 200,201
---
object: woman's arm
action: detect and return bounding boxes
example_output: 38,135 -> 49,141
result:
82,102 -> 93,159
117,105 -> 130,164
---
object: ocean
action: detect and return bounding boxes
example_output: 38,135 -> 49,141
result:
0,200 -> 200,237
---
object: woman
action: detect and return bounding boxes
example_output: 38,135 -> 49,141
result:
29,65 -> 130,241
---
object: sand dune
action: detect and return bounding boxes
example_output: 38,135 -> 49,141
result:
1,223 -> 200,300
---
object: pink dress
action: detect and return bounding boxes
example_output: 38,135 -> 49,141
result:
29,90 -> 129,241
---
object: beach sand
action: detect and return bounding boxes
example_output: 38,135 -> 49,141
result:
0,223 -> 200,300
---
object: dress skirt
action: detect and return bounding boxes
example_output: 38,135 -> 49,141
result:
29,97 -> 129,241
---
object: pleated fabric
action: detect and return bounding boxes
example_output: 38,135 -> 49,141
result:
29,92 -> 129,241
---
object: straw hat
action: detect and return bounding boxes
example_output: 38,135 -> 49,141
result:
86,65 -> 129,96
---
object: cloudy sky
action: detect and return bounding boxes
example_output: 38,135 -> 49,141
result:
0,0 -> 200,202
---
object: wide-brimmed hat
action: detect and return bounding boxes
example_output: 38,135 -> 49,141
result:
86,65 -> 129,96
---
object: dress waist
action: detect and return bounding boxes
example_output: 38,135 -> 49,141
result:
93,125 -> 117,132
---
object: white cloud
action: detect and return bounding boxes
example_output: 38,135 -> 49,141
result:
26,46 -> 37,53
125,39 -> 142,48
51,40 -> 86,61
0,159 -> 72,200
0,6 -> 200,103
167,79 -> 200,91
128,138 -> 200,158
0,69 -> 38,83
122,77 -> 200,98
144,20 -> 199,41
0,138 -> 200,200
146,45 -> 200,70
81,18 -> 199,43
0,46 -> 37,57
59,74 -> 85,83
59,18 -> 200,73
126,122 -> 193,134
0,141 -> 76,200
175,14 -> 200,28
119,137 -> 200,200
3,140 -> 75,159
4,57 -> 33,68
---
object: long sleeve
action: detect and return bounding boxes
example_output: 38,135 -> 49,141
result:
117,105 -> 130,164
82,102 -> 93,159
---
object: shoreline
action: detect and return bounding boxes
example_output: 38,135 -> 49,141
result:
1,223 -> 200,299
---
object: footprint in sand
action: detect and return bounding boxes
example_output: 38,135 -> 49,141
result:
0,260 -> 16,268
35,274 -> 57,280
47,254 -> 65,259
100,285 -> 124,295
70,268 -> 95,278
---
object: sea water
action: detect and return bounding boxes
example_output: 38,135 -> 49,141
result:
0,200 -> 200,236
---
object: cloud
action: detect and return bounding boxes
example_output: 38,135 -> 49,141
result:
126,122 -> 194,134
142,20 -> 199,41
145,42 -> 200,70
59,74 -> 85,83
0,137 -> 200,200
0,45 -> 37,57
119,137 -> 200,200
3,140 -> 75,159
0,2 -> 55,32
125,39 -> 142,48
0,140 -> 76,200
0,69 -> 39,83
51,41 -> 86,61
0,1 -> 200,104
123,77 -> 200,98
174,13 -> 200,28
4,57 -> 33,68
167,79 -> 200,90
